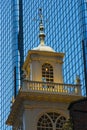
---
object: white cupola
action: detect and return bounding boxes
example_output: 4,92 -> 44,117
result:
22,10 -> 64,84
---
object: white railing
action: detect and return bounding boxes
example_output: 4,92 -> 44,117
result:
21,80 -> 81,95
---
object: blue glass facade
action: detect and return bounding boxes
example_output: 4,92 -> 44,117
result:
81,0 -> 87,95
0,0 -> 20,129
1,0 -> 87,129
21,0 -> 87,95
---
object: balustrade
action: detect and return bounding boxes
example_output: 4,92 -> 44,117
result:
21,80 -> 81,95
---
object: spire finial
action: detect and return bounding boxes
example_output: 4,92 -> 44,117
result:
39,8 -> 45,45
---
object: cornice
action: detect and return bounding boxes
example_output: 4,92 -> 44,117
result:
6,90 -> 83,126
22,50 -> 64,71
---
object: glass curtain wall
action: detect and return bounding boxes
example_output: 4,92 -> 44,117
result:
0,0 -> 19,129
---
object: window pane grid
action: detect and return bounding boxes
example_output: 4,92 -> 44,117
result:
37,113 -> 66,130
42,63 -> 54,82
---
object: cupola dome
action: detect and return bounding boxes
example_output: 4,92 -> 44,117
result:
33,44 -> 55,52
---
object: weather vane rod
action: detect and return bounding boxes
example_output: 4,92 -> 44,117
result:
39,8 -> 43,24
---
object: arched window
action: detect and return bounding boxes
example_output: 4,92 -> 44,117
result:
37,114 -> 53,130
56,116 -> 66,130
42,63 -> 54,82
37,112 -> 66,130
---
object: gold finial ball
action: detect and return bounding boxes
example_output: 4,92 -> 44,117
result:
40,23 -> 44,30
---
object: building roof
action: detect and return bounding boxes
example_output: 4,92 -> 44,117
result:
68,97 -> 86,110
